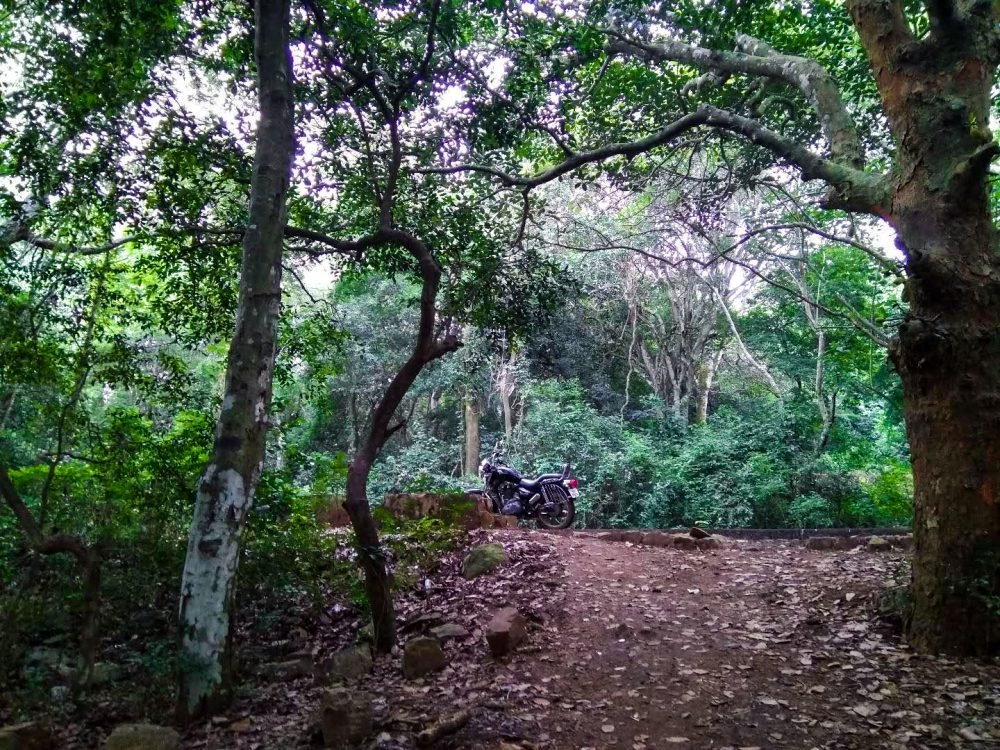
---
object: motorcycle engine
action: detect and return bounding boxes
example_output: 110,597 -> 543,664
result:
497,481 -> 519,502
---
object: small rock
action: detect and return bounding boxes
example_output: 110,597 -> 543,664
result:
318,687 -> 373,747
90,662 -> 123,686
485,607 -> 527,657
0,722 -> 54,750
461,543 -> 509,579
105,724 -> 179,750
430,623 -> 470,640
355,623 -> 375,643
805,536 -> 856,551
889,534 -> 914,550
314,644 -> 372,684
24,647 -> 64,668
267,656 -> 312,681
867,536 -> 891,551
688,526 -> 710,539
402,636 -> 446,679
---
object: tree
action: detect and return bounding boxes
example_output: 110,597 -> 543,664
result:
286,0 -> 570,652
176,0 -> 296,718
429,0 -> 999,654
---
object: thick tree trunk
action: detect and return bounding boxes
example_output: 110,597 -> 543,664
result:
892,217 -> 1000,656
463,395 -> 480,475
177,0 -> 295,720
845,0 -> 1000,655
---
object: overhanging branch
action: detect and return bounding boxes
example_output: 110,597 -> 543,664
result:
418,104 -> 888,214
605,28 -> 865,168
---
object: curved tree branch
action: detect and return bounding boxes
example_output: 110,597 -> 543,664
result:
605,27 -> 865,168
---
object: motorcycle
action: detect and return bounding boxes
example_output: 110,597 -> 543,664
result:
470,447 -> 578,529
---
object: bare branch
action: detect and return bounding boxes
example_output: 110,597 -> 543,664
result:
605,28 -> 865,168
710,285 -> 784,400
418,104 -> 887,213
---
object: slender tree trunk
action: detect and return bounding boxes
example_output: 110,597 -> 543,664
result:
497,354 -> 518,439
177,0 -> 295,719
694,350 -> 722,425
340,228 -> 461,655
463,395 -> 480,476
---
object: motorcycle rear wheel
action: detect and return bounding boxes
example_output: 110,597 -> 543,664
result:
536,484 -> 575,529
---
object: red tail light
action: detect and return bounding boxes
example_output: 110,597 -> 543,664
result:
567,478 -> 579,489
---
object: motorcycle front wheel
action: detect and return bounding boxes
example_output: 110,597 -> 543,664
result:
536,484 -> 575,529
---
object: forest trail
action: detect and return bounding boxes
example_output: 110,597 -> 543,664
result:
172,529 -> 1000,750
504,531 -> 1000,750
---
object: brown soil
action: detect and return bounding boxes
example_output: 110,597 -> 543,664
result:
63,529 -> 1000,748
511,532 -> 999,749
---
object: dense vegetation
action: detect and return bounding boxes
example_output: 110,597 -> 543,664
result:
2,0 -> 998,729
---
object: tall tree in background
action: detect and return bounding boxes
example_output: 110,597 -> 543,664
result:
177,0 -> 295,718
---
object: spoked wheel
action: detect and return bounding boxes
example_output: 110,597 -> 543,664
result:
536,484 -> 575,529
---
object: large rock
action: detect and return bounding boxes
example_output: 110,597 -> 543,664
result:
318,687 -> 373,748
402,636 -> 446,679
315,644 -> 373,684
0,723 -> 54,750
485,607 -> 527,657
672,535 -> 699,550
461,543 -> 508,579
383,492 -> 483,529
105,724 -> 179,750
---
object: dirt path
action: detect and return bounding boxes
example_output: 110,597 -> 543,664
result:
172,529 -> 999,750
507,532 -> 999,750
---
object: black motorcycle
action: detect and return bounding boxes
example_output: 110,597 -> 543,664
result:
471,449 -> 578,529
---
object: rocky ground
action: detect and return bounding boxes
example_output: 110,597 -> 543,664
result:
17,529 -> 1000,749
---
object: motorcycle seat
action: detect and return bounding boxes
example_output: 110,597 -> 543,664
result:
519,473 -> 564,492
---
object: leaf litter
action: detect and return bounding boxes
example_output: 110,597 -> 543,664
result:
70,529 -> 1000,748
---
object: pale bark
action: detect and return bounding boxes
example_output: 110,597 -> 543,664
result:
177,0 -> 295,719
713,287 -> 783,401
497,358 -> 517,440
694,349 -> 723,424
463,395 -> 480,475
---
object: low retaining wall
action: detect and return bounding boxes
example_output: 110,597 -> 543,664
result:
665,526 -> 910,539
